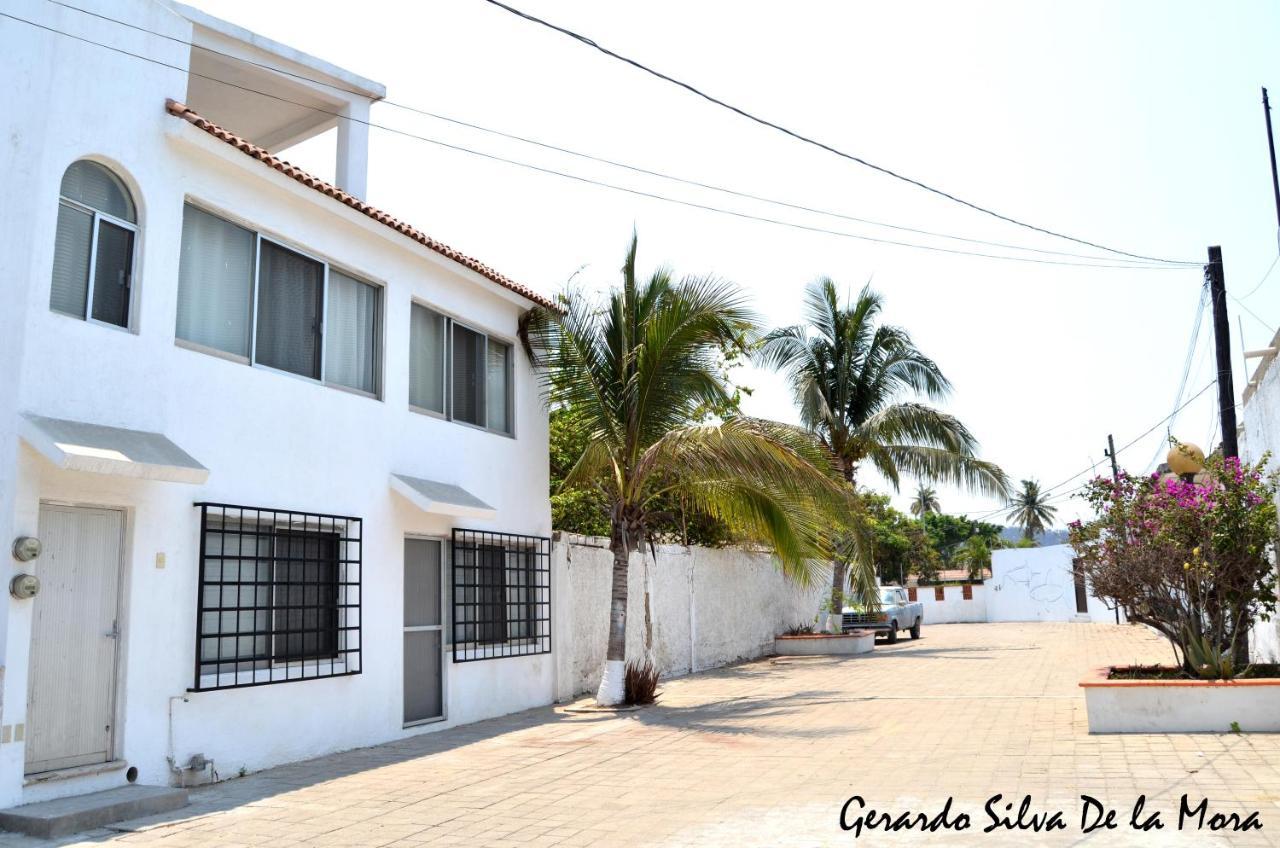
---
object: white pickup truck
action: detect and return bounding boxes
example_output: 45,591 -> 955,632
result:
841,586 -> 923,643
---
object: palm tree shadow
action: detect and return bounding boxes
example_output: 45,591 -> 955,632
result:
633,689 -> 865,739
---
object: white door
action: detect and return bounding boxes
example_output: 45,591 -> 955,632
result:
26,504 -> 124,774
403,538 -> 444,725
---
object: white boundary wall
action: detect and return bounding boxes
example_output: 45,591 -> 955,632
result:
551,536 -> 821,701
912,584 -> 988,624
989,545 -> 1118,622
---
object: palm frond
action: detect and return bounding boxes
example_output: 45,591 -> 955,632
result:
756,279 -> 1007,506
879,445 -> 1011,498
1005,479 -> 1059,538
560,437 -> 618,495
635,418 -> 852,579
858,403 -> 980,456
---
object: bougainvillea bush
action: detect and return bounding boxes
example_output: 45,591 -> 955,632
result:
1068,454 -> 1279,675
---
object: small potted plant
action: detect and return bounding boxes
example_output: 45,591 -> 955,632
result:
820,590 -> 853,634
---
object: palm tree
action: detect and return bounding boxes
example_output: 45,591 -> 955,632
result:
1005,479 -> 1058,541
910,486 -> 940,517
954,535 -> 992,580
760,279 -> 1009,612
522,235 -> 850,705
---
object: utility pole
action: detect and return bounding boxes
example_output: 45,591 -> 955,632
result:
1264,87 -> 1280,249
1102,433 -> 1121,623
1206,246 -> 1239,458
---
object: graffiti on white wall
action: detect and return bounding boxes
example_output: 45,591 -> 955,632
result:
989,545 -> 1082,622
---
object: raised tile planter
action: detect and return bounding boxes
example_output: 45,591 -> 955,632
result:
774,630 -> 874,656
1080,666 -> 1280,733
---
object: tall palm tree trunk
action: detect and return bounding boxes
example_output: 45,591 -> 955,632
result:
829,562 -> 847,622
598,505 -> 639,705
598,530 -> 630,705
827,459 -> 855,625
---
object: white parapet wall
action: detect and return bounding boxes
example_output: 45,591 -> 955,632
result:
910,583 -> 988,624
1081,671 -> 1280,734
551,536 -> 822,701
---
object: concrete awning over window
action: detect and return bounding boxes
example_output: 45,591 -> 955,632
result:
390,474 -> 496,520
20,413 -> 209,484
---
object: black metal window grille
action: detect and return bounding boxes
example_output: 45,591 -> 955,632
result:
193,503 -> 361,691
451,529 -> 550,662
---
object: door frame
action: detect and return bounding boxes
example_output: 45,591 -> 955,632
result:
1071,557 -> 1090,615
27,501 -> 128,774
403,533 -> 448,728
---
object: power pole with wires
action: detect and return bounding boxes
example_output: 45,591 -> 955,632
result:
1104,434 -> 1120,481
1206,246 -> 1239,458
1263,87 -> 1280,249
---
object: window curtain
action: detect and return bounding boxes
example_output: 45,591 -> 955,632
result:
486,341 -> 511,433
60,160 -> 135,222
272,531 -> 339,661
200,522 -> 270,674
408,305 -> 446,412
454,544 -> 476,644
176,205 -> 255,357
452,325 -> 485,426
255,241 -> 323,378
325,271 -> 378,394
506,548 -> 533,639
50,202 -> 92,318
478,545 -> 506,644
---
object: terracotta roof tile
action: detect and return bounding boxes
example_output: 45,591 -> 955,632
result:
165,99 -> 556,311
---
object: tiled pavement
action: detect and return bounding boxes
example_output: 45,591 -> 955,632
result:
13,622 -> 1280,847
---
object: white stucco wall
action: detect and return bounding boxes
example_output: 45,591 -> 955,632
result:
988,545 -> 1118,622
552,537 -> 821,701
1239,359 -> 1280,663
912,584 -> 988,624
0,0 -> 552,808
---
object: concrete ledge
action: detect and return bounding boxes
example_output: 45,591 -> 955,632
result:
24,759 -> 128,786
774,631 -> 875,656
1081,666 -> 1280,733
0,785 -> 189,839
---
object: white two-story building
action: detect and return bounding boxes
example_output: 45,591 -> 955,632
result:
0,0 -> 554,809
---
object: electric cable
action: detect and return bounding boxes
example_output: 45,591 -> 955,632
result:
480,0 -> 1201,266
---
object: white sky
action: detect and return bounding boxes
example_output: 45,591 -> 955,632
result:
198,0 -> 1280,525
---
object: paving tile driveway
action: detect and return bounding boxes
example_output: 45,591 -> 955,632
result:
28,622 -> 1280,847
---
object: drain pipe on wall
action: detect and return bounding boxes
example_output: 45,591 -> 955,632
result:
167,694 -> 217,787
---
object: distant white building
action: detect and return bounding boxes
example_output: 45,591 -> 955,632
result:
0,0 -> 554,808
988,545 -> 1120,623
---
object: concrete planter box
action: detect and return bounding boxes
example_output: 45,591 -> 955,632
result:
774,630 -> 874,656
1081,666 -> 1280,733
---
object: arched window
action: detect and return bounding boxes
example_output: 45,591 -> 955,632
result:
50,160 -> 137,328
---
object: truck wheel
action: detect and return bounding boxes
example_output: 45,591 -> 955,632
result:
910,618 -> 921,640
886,624 -> 899,644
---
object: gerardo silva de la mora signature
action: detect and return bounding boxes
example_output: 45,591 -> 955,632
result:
840,793 -> 1263,837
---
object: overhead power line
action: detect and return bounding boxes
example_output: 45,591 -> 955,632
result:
1165,288 -> 1209,439
1228,290 -> 1277,335
0,9 -> 1197,272
1241,253 -> 1280,298
44,0 -> 1183,268
480,0 -> 1200,266
1042,380 -> 1216,496
964,380 -> 1217,523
